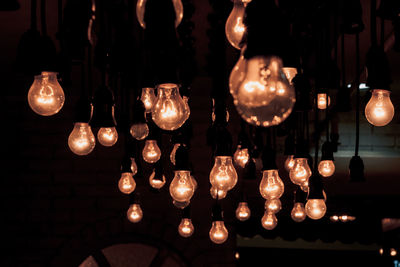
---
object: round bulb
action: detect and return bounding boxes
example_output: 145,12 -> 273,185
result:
140,87 -> 156,113
118,172 -> 136,194
210,186 -> 227,200
282,67 -> 298,85
97,127 -> 118,147
169,170 -> 195,202
173,200 -> 190,209
149,170 -> 166,189
142,140 -> 161,163
291,202 -> 306,222
317,93 -> 331,110
68,122 -> 96,155
209,221 -> 228,244
130,123 -> 149,140
318,160 -> 335,177
28,72 -> 65,116
229,48 -> 246,97
259,169 -> 284,200
127,203 -> 143,223
330,215 -> 339,222
261,212 -> 277,230
233,145 -> 250,168
390,248 -> 397,257
130,158 -> 138,175
136,0 -> 183,29
225,0 -> 246,50
209,156 -> 238,192
289,158 -> 312,185
305,199 -> 327,220
170,143 -> 181,165
365,89 -> 394,126
264,199 -> 282,214
284,155 -> 295,172
236,202 -> 251,221
178,218 -> 194,238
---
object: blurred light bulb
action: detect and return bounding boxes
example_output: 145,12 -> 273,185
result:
210,186 -> 227,200
340,215 -> 348,222
264,199 -> 282,214
233,145 -> 250,168
300,180 -> 309,192
291,202 -> 306,222
317,93 -> 331,110
365,89 -> 394,126
379,248 -> 384,255
209,221 -> 228,244
225,0 -> 246,50
152,83 -> 190,131
130,158 -> 138,175
261,212 -> 277,230
390,248 -> 397,257
173,200 -> 190,209
97,127 -> 118,147
142,140 -> 161,163
178,218 -> 194,237
282,67 -> 297,85
330,215 -> 339,222
259,169 -> 284,200
136,0 -> 183,29
127,203 -> 143,223
149,169 -> 166,189
289,158 -> 312,185
68,122 -> 96,155
229,47 -> 246,97
236,202 -> 251,221
140,87 -> 156,113
130,123 -> 149,140
284,155 -> 295,172
118,172 -> 136,194
318,160 -> 335,177
209,156 -> 238,192
305,199 -> 326,220
170,143 -> 181,165
169,170 -> 195,202
28,72 -> 65,116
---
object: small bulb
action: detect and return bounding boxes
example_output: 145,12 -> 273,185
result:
330,215 -> 339,222
209,221 -> 228,244
236,202 -> 251,221
136,0 -> 183,29
305,199 -> 327,220
169,170 -> 195,202
291,202 -> 306,222
127,203 -> 143,223
178,218 -> 194,237
390,248 -> 397,257
259,170 -> 284,200
97,127 -> 118,147
317,93 -> 331,110
318,160 -> 335,177
365,89 -> 394,126
68,122 -> 96,155
264,199 -> 282,214
225,0 -> 247,49
142,140 -> 161,163
170,143 -> 181,165
149,169 -> 166,189
261,212 -> 277,230
209,156 -> 238,192
130,158 -> 138,175
173,200 -> 190,209
340,215 -> 348,222
289,158 -> 312,185
130,123 -> 149,140
210,186 -> 227,200
233,145 -> 250,168
140,87 -> 156,113
282,67 -> 298,85
118,172 -> 136,194
284,155 -> 295,172
379,248 -> 384,255
28,72 -> 65,116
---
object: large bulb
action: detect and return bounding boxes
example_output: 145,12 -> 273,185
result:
365,89 -> 394,126
225,0 -> 247,50
259,169 -> 284,200
130,158 -> 138,175
209,221 -> 228,244
318,160 -> 335,177
178,218 -> 194,238
152,83 -> 190,131
210,187 -> 227,200
28,72 -> 65,116
291,202 -> 306,222
136,0 -> 183,29
127,203 -> 143,223
130,123 -> 149,140
209,156 -> 238,192
317,93 -> 331,110
97,127 -> 118,147
140,87 -> 156,113
282,67 -> 298,85
233,145 -> 250,168
236,202 -> 251,221
261,212 -> 277,230
264,199 -> 282,214
149,169 -> 166,189
118,172 -> 136,194
142,140 -> 161,163
305,199 -> 327,220
284,155 -> 295,172
169,170 -> 195,202
289,158 -> 312,185
68,122 -> 96,155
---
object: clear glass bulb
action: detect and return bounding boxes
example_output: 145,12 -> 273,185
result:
151,83 -> 190,131
169,170 -> 195,202
97,127 -> 118,147
291,202 -> 306,222
236,202 -> 251,221
229,47 -> 246,97
173,200 -> 190,209
130,123 -> 149,140
305,199 -> 327,220
127,203 -> 143,223
136,0 -> 183,29
209,156 -> 238,192
191,175 -> 198,191
365,89 -> 394,126
149,169 -> 166,189
210,186 -> 227,200
317,93 -> 331,110
118,172 -> 136,194
28,72 -> 65,116
233,145 -> 250,168
130,158 -> 138,175
284,155 -> 295,172
318,160 -> 335,177
68,122 -> 96,156
261,212 -> 277,230
264,199 -> 282,214
282,67 -> 298,85
142,140 -> 161,163
225,0 -> 246,50
209,221 -> 228,244
141,87 -> 156,113
259,169 -> 284,200
289,158 -> 312,185
178,218 -> 194,237
170,143 -> 181,165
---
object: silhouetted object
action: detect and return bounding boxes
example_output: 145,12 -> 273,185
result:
0,0 -> 19,10
90,86 -> 117,128
349,155 -> 365,182
365,46 -> 392,90
342,0 -> 364,34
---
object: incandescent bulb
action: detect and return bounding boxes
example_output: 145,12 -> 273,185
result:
173,200 -> 190,209
28,72 -> 65,116
118,172 -> 136,194
305,199 -> 326,220
127,203 -> 143,223
318,160 -> 335,177
169,170 -> 195,202
317,93 -> 331,110
68,122 -> 96,155
130,123 -> 149,140
97,127 -> 118,146
210,186 -> 227,200
282,67 -> 298,85
170,143 -> 181,165
264,199 -> 282,214
209,156 -> 238,192
149,169 -> 166,189
236,202 -> 251,221
229,47 -> 246,97
136,0 -> 183,29
209,221 -> 228,244
259,169 -> 284,200
225,0 -> 247,50
130,158 -> 138,175
261,212 -> 278,230
233,145 -> 250,168
289,158 -> 312,185
178,218 -> 194,237
140,87 -> 156,113
291,202 -> 306,222
365,89 -> 394,126
142,140 -> 161,163
284,155 -> 295,172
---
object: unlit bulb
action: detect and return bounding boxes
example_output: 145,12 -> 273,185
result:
118,172 -> 136,194
305,199 -> 327,220
236,202 -> 251,221
261,212 -> 278,230
291,202 -> 306,222
289,158 -> 312,185
209,156 -> 238,192
259,169 -> 284,200
142,140 -> 161,163
136,0 -> 183,29
365,89 -> 394,127
233,145 -> 250,168
264,199 -> 282,214
149,170 -> 166,189
140,87 -> 156,113
130,123 -> 149,140
225,0 -> 246,50
178,218 -> 194,237
68,122 -> 96,155
209,221 -> 228,244
210,187 -> 227,200
127,203 -> 143,223
284,155 -> 295,172
169,170 -> 195,202
318,160 -> 335,177
97,127 -> 118,147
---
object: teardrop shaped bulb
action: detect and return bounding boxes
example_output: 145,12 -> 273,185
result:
68,122 -> 96,155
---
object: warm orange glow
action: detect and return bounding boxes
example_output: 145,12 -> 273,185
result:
317,93 -> 330,110
118,172 -> 136,194
68,123 -> 96,156
259,169 -> 284,200
169,170 -> 195,202
149,170 -> 166,189
130,158 -> 138,175
365,89 -> 394,126
178,218 -> 194,237
140,87 -> 156,113
136,0 -> 183,29
233,146 -> 250,168
97,127 -> 118,147
236,202 -> 251,221
127,203 -> 143,223
291,202 -> 306,222
289,158 -> 312,185
264,199 -> 282,214
284,155 -> 295,172
210,187 -> 227,200
225,0 -> 246,49
130,123 -> 149,140
318,160 -> 335,177
390,248 -> 397,257
305,199 -> 326,220
209,156 -> 238,192
209,221 -> 228,244
261,212 -> 277,230
142,140 -> 161,163
282,67 -> 298,85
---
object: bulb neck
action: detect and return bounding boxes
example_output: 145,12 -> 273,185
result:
321,142 -> 334,161
261,147 -> 277,170
174,145 -> 190,171
308,173 -> 324,200
121,155 -> 133,173
73,96 -> 93,123
153,161 -> 164,181
349,155 -> 365,182
90,86 -> 116,128
132,99 -> 147,124
211,204 -> 223,222
243,158 -> 256,180
181,206 -> 191,219
284,134 -> 295,155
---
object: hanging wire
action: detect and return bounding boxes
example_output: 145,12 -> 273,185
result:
355,32 -> 360,156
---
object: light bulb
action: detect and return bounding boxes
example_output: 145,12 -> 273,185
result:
130,158 -> 138,175
191,175 -> 198,191
136,0 -> 183,29
229,47 -> 246,97
305,199 -> 327,220
170,143 -> 181,165
28,72 -> 65,116
282,67 -> 298,85
151,83 -> 190,131
130,123 -> 149,140
140,87 -> 156,113
149,169 -> 166,189
365,89 -> 394,126
118,172 -> 136,194
233,56 -> 295,127
259,169 -> 284,200
97,127 -> 118,147
289,158 -> 312,185
209,156 -> 238,192
236,202 -> 251,221
178,218 -> 194,237
173,200 -> 190,209
127,203 -> 143,223
291,202 -> 306,222
284,155 -> 295,172
318,160 -> 335,177
209,221 -> 228,244
169,170 -> 195,202
264,199 -> 282,214
210,186 -> 227,200
142,140 -> 161,163
317,93 -> 331,110
330,215 -> 339,222
225,0 -> 247,50
261,212 -> 277,230
233,145 -> 250,168
68,122 -> 96,155
390,248 -> 397,257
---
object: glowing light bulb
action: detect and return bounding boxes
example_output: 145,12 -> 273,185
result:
191,175 -> 198,191
178,218 -> 194,237
390,248 -> 397,257
169,170 -> 195,202
259,169 -> 284,200
284,155 -> 295,172
68,122 -> 96,155
173,200 -> 190,209
210,186 -> 227,200
127,203 -> 143,223
142,140 -> 161,163
170,143 -> 181,165
291,202 -> 306,222
97,127 -> 118,146
118,172 -> 136,194
149,169 -> 166,189
229,47 -> 246,97
225,0 -> 247,50
130,158 -> 138,175
330,215 -> 339,222
261,212 -> 277,230
130,123 -> 149,140
317,93 -> 331,110
140,87 -> 156,113
136,0 -> 183,29
318,160 -> 335,177
264,199 -> 282,214
289,158 -> 312,185
209,156 -> 238,192
365,89 -> 394,126
305,199 -> 327,220
282,67 -> 298,85
233,145 -> 250,168
28,72 -> 65,116
236,202 -> 251,221
152,83 -> 190,131
209,221 -> 228,244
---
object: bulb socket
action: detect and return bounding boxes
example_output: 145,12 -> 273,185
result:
211,203 -> 223,222
366,46 -> 392,90
321,142 -> 334,161
132,98 -> 147,124
174,145 -> 190,171
307,173 -> 324,200
73,96 -> 93,123
214,126 -> 233,157
349,155 -> 365,182
153,161 -> 164,181
261,147 -> 277,171
121,155 -> 133,173
129,192 -> 140,204
295,187 -> 307,203
181,206 -> 191,219
284,134 -> 295,155
292,74 -> 312,111
90,86 -> 117,128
